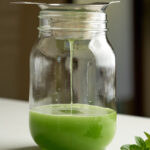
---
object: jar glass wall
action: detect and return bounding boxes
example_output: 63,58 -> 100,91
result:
29,3 -> 117,150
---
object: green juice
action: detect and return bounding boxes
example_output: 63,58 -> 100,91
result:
29,104 -> 116,150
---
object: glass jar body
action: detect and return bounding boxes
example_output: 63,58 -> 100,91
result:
29,33 -> 116,150
30,34 -> 116,108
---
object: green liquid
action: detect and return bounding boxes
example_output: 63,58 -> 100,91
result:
29,104 -> 116,150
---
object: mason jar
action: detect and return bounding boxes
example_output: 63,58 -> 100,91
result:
29,3 -> 117,150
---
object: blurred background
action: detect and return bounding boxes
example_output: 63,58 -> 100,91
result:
0,0 -> 149,116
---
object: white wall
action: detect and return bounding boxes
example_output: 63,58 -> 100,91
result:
107,0 -> 134,101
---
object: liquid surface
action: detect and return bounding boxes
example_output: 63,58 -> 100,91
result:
30,104 -> 116,150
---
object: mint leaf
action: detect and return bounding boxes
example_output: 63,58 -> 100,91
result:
135,136 -> 146,147
121,144 -> 141,150
120,132 -> 150,150
130,144 -> 141,150
120,144 -> 130,150
145,132 -> 150,140
145,139 -> 150,148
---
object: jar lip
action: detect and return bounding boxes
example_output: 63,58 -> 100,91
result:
39,3 -> 109,12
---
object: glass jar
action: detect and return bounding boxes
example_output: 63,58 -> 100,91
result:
29,3 -> 117,150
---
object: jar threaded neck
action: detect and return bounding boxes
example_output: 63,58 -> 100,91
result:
38,10 -> 107,39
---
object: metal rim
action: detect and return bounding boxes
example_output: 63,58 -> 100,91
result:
39,3 -> 110,11
11,1 -> 120,11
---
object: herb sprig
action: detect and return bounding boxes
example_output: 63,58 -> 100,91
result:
121,132 -> 150,150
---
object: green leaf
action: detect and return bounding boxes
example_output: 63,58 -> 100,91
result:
145,139 -> 150,148
129,144 -> 141,150
120,132 -> 150,150
135,136 -> 146,147
121,144 -> 130,150
145,132 -> 150,140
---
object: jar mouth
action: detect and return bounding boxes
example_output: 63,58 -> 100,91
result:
35,1 -> 119,39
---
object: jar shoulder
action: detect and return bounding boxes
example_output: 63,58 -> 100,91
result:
30,36 -> 115,62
